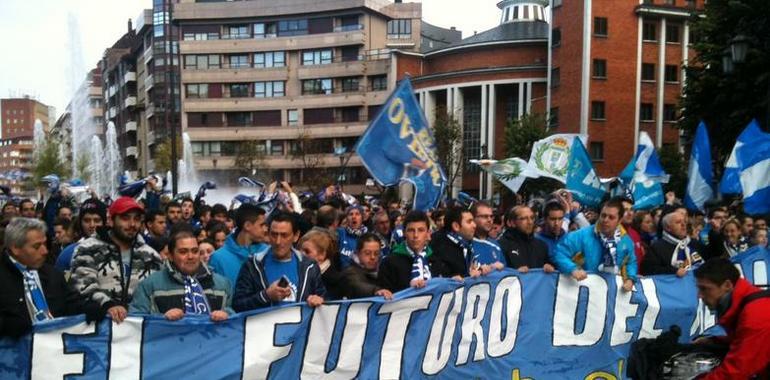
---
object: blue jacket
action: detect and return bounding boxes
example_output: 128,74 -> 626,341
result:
336,227 -> 362,269
535,231 -> 566,257
232,249 -> 326,311
208,234 -> 269,288
472,237 -> 503,266
553,225 -> 638,280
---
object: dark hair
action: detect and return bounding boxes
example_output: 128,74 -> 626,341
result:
198,204 -> 212,216
19,199 -> 34,209
168,229 -> 196,253
165,202 -> 182,213
356,232 -> 382,252
543,201 -> 566,218
234,203 -> 266,230
403,210 -> 430,229
694,258 -> 740,286
58,205 -> 72,212
180,197 -> 194,206
316,206 -> 339,229
443,205 -> 470,232
270,212 -> 299,233
469,201 -> 492,217
207,222 -> 228,237
53,217 -> 71,229
211,204 -> 228,217
505,205 -> 531,225
708,206 -> 728,219
601,197 -> 625,216
144,209 -> 165,226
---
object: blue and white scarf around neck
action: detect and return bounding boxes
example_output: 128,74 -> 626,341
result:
9,256 -> 53,324
407,245 -> 431,283
183,276 -> 211,315
597,227 -> 623,274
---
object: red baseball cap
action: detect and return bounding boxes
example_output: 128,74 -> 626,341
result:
109,197 -> 145,216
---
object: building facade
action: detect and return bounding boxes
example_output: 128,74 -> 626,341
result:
392,0 -> 703,199
171,0 -> 437,190
0,96 -> 53,196
52,67 -> 105,166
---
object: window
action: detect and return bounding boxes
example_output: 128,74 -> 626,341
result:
341,77 -> 360,92
642,63 -> 656,81
302,49 -> 333,65
553,0 -> 562,7
224,25 -> 249,39
552,28 -> 561,46
226,112 -> 251,126
229,83 -> 250,98
186,84 -> 208,98
594,17 -> 608,37
252,111 -> 282,127
387,19 -> 411,39
370,76 -> 387,91
549,107 -> 559,128
665,65 -> 679,82
253,51 -> 285,68
341,46 -> 360,62
302,79 -> 333,95
591,101 -> 606,120
643,23 -> 656,41
664,104 -> 678,122
640,103 -> 654,122
590,142 -> 604,161
288,109 -> 299,126
270,141 -> 285,155
278,19 -> 308,36
185,54 -> 220,70
228,54 -> 249,69
253,22 -> 277,38
551,67 -> 560,87
593,59 -> 607,79
666,24 -> 680,43
254,81 -> 285,98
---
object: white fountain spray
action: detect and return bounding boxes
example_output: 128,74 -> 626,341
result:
67,14 -> 95,178
89,136 -> 104,196
32,119 -> 46,163
104,122 -> 122,196
178,132 -> 199,192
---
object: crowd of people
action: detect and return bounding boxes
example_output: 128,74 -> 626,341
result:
1,180 -> 769,378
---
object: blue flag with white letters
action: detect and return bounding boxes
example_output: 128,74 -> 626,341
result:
736,120 -> 770,214
720,120 -> 765,195
356,78 -> 446,210
684,122 -> 714,212
566,139 -> 606,208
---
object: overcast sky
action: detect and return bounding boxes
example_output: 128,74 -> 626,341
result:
0,0 -> 500,118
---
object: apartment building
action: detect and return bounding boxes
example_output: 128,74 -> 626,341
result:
0,96 -> 54,195
172,0 -> 434,189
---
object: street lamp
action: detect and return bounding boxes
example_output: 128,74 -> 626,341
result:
334,146 -> 351,190
721,49 -> 734,75
730,34 -> 749,64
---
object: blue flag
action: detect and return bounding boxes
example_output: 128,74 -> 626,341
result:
684,122 -> 714,212
619,133 -> 666,210
356,78 -> 446,210
566,139 -> 606,208
720,120 -> 765,195
736,120 -> 770,214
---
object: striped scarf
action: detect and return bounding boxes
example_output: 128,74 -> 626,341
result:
662,231 -> 702,268
407,245 -> 431,282
597,226 -> 624,274
10,256 -> 53,324
183,276 -> 211,315
447,231 -> 476,274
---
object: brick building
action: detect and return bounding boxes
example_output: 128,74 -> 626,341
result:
0,96 -> 54,196
393,0 -> 704,199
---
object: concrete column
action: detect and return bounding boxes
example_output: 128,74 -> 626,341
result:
480,84 -> 488,199
452,87 -> 463,199
656,18 -> 667,148
486,84 -> 497,200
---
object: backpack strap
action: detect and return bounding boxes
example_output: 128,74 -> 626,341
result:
737,290 -> 770,315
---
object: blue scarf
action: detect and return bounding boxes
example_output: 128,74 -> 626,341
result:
183,276 -> 211,315
407,245 -> 431,282
10,256 -> 53,324
597,227 -> 624,274
447,231 -> 476,273
345,225 -> 368,238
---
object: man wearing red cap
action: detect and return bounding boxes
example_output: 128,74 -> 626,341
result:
70,197 -> 163,324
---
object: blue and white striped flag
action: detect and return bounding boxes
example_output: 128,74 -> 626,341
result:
684,122 -> 714,212
737,120 -> 770,214
720,120 -> 765,195
618,132 -> 668,210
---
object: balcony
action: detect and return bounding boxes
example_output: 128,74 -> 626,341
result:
181,66 -> 289,84
126,146 -> 138,158
143,46 -> 153,64
145,74 -> 154,91
125,121 -> 137,132
124,96 -> 137,109
124,72 -> 137,84
107,85 -> 117,98
193,154 -> 363,171
108,107 -> 117,119
185,121 -> 367,142
146,104 -> 155,118
179,29 -> 365,55
147,130 -> 155,143
183,90 -> 388,113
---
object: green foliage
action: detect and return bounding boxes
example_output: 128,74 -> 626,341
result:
431,106 -> 463,196
681,0 -> 770,164
153,139 -> 182,174
75,151 -> 90,184
659,145 -> 688,198
33,139 -> 71,184
504,113 -> 549,159
234,140 -> 268,180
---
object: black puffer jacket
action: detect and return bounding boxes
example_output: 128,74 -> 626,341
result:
498,228 -> 551,269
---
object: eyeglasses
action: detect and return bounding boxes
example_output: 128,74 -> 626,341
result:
476,214 -> 493,219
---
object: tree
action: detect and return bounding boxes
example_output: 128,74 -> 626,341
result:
659,145 -> 688,198
681,0 -> 770,167
233,140 -> 268,180
432,106 -> 463,197
504,112 -> 549,159
153,139 -> 182,174
75,151 -> 91,184
290,129 -> 335,194
33,139 -> 71,184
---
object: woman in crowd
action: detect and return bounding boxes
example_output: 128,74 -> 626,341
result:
298,229 -> 345,300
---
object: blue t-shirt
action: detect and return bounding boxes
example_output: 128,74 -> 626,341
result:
55,242 -> 80,272
472,238 -> 503,266
263,252 -> 299,303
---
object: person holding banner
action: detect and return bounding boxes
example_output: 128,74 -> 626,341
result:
0,218 -> 95,338
378,211 -> 433,292
694,258 -> 770,379
233,213 -> 326,311
129,230 -> 233,321
641,212 -> 706,276
429,206 -> 481,280
470,202 -> 505,272
536,201 -> 568,257
499,206 -> 554,274
553,198 -> 637,291
341,233 -> 392,300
